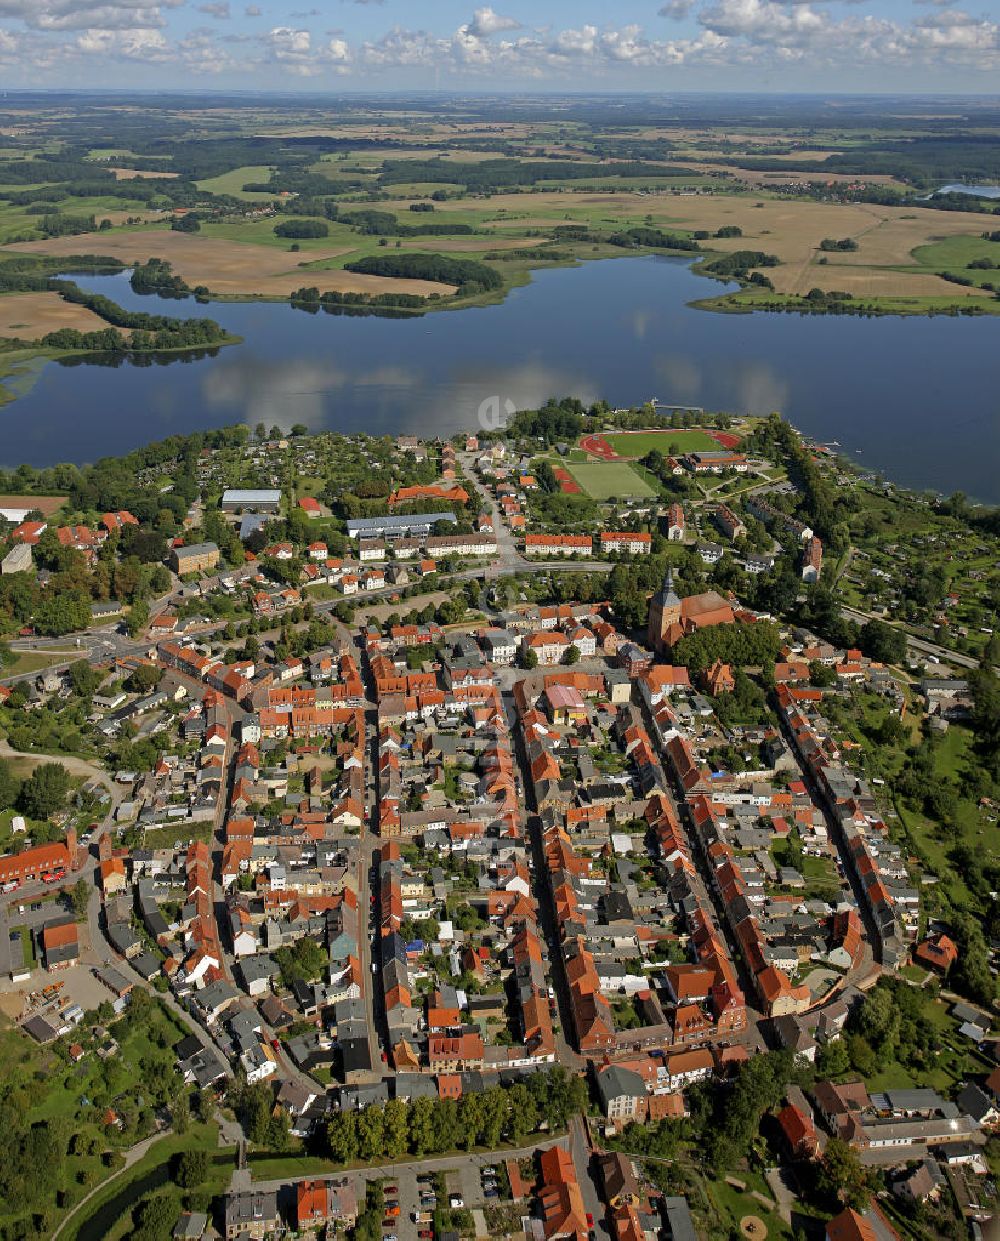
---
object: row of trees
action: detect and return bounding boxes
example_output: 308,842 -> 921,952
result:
323,1067 -> 586,1163
344,252 -> 503,295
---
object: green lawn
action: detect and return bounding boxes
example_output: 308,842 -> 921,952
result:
61,1123 -> 231,1241
10,924 -> 35,970
601,428 -> 725,457
565,460 -> 656,501
138,821 -> 214,851
705,1171 -> 792,1240
1,648 -> 77,677
909,234 -> 1000,289
194,165 -> 278,201
895,724 -> 996,909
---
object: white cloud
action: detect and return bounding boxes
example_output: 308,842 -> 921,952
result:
262,22 -> 350,72
0,0 -> 995,82
0,0 -> 181,31
467,6 -> 520,36
659,0 -> 697,19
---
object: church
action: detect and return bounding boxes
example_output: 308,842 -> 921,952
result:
647,569 -> 736,654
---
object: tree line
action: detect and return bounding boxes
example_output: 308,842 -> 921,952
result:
344,253 -> 503,294
322,1067 -> 587,1164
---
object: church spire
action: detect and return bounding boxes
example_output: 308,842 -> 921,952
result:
662,566 -> 680,608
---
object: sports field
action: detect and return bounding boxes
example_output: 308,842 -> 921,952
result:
602,429 -> 724,457
566,461 -> 656,500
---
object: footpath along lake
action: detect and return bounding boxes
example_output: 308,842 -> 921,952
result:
2,255 -> 999,502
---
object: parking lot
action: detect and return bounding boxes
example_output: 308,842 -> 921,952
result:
351,1151 -> 518,1241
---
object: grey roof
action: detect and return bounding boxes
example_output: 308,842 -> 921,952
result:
597,1063 -> 646,1105
224,1191 -> 278,1230
173,1211 -> 208,1240
957,1083 -> 997,1122
239,513 -> 271,539
347,512 -> 457,538
222,489 -> 281,505
664,1197 -> 698,1241
23,1014 -> 60,1043
174,541 -> 218,560
340,1080 -> 390,1109
394,1073 -> 439,1101
131,952 -> 162,980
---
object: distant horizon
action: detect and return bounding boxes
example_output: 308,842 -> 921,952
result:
0,1 -> 995,95
2,87 -> 1000,99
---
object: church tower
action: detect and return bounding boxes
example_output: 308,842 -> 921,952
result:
647,567 -> 682,651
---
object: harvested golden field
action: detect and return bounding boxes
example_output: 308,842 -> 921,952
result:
6,231 -> 456,298
110,167 -> 179,180
0,291 -> 124,339
682,160 -> 904,187
792,268 -> 990,298
663,197 -> 1000,296
331,188 -> 1000,297
483,216 -> 569,230
404,236 -> 546,253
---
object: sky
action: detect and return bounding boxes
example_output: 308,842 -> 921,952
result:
0,0 -> 996,92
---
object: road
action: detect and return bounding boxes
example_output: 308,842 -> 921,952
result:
241,1132 -> 567,1232
569,1115 -> 607,1240
0,740 -> 123,979
839,605 -> 979,670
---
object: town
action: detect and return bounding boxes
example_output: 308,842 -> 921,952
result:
0,406 -> 998,1241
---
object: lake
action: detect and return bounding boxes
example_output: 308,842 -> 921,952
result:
2,256 -> 999,502
935,183 -> 1000,199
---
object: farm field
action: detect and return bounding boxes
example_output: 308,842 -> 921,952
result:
109,168 -> 179,181
909,234 -> 1000,289
369,189 -> 1000,299
601,428 -> 725,457
565,460 -> 657,500
6,230 -> 456,298
4,169 -> 996,310
0,292 -> 124,340
193,164 -> 277,200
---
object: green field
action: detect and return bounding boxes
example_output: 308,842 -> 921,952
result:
565,460 -> 656,500
194,165 -> 278,201
909,234 -> 1000,290
601,428 -> 723,457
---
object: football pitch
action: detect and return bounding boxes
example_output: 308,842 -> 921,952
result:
602,429 -> 722,457
565,461 -> 657,500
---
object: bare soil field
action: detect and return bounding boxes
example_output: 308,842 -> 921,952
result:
6,231 -> 456,298
0,291 -> 124,338
110,167 -> 179,180
0,493 -> 66,516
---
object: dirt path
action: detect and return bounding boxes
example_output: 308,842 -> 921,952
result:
0,739 -> 115,794
51,1128 -> 173,1241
